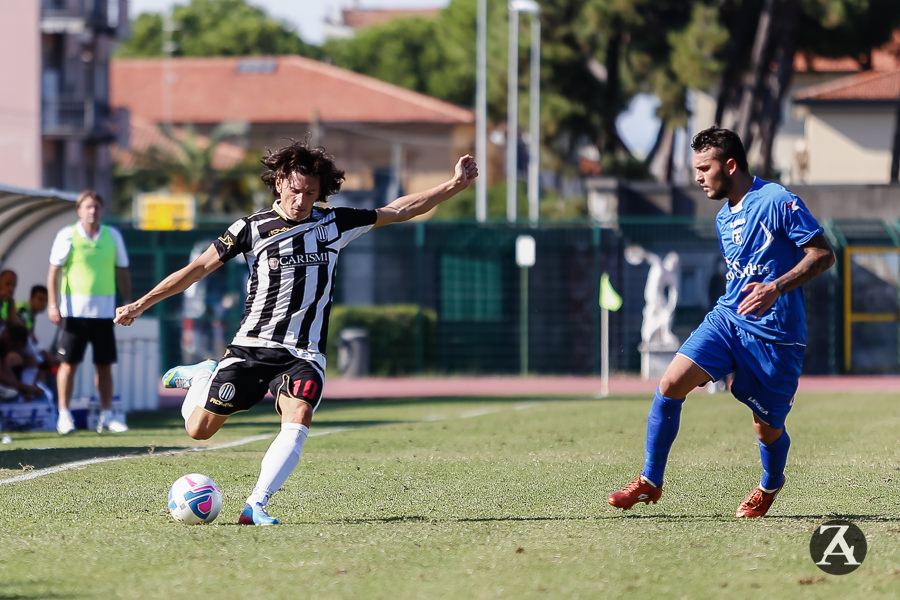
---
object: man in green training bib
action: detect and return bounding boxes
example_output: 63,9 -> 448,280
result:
47,190 -> 132,434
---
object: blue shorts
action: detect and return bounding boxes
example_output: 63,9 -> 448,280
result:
676,308 -> 804,429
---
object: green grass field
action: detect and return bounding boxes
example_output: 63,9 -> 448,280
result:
1,390 -> 898,599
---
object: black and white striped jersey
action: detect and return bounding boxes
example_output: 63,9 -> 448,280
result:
212,203 -> 377,371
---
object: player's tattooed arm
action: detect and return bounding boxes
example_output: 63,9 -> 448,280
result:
737,234 -> 835,318
773,234 -> 836,295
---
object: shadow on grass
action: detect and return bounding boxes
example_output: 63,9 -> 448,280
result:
594,513 -> 900,522
0,585 -> 78,600
103,409 -> 410,432
322,513 -> 900,525
321,515 -> 599,525
0,445 -> 187,471
214,512 -> 900,526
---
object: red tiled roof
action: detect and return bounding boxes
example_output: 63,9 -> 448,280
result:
111,56 -> 474,125
340,8 -> 441,30
794,69 -> 900,102
793,30 -> 900,73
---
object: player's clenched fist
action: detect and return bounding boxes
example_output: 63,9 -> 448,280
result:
114,303 -> 143,326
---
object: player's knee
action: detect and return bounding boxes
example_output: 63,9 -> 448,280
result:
658,375 -> 689,399
185,422 -> 214,440
752,416 -> 784,445
278,396 -> 314,427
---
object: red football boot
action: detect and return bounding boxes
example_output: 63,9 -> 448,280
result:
608,476 -> 662,510
735,476 -> 785,518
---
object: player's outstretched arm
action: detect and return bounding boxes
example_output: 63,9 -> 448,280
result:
374,155 -> 478,228
114,244 -> 224,326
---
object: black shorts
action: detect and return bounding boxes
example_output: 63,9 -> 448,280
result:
56,318 -> 117,365
201,344 -> 324,416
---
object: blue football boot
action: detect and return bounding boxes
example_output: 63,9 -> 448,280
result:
162,359 -> 218,389
238,503 -> 280,526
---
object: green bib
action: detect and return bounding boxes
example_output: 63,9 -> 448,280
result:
15,301 -> 32,329
61,224 -> 117,297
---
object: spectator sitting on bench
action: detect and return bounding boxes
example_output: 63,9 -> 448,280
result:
17,284 -> 60,384
0,323 -> 44,402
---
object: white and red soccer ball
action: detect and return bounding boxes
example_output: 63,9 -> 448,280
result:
167,473 -> 223,525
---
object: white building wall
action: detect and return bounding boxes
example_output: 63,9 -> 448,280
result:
689,75 -> 893,186
804,108 -> 894,184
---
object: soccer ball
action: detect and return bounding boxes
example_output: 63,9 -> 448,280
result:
167,473 -> 223,525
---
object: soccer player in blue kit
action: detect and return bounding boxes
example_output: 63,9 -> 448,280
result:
608,126 -> 835,518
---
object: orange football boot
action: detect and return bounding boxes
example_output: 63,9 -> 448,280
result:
608,476 -> 662,509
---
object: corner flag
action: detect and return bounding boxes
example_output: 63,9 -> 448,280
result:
599,273 -> 622,311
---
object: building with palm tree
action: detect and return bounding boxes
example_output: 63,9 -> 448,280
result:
111,54 -> 475,217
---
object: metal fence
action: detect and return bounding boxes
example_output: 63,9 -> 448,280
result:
120,217 -> 900,377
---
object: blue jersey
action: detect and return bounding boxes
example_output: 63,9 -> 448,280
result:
714,177 -> 823,344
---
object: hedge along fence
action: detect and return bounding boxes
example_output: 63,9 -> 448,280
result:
325,304 -> 437,376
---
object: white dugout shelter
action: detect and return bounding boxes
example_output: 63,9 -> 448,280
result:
0,183 -> 159,412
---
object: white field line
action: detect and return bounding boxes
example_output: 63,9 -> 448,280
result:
0,402 -> 539,485
0,434 -> 273,486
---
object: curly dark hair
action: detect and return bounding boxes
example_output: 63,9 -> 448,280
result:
691,126 -> 749,173
259,139 -> 345,201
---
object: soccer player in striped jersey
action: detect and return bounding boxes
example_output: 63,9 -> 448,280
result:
115,141 -> 477,524
608,126 -> 835,518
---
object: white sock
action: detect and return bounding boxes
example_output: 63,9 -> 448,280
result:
246,422 -> 308,506
101,409 -> 114,422
181,370 -> 213,424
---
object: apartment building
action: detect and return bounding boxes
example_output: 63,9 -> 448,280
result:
0,0 -> 128,199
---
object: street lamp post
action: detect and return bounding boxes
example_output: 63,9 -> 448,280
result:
527,11 -> 540,226
506,0 -> 541,225
475,0 -> 488,222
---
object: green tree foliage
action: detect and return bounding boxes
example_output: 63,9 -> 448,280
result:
668,4 -> 728,108
116,0 -> 321,59
322,0 -> 698,180
116,0 -> 900,189
320,0 -> 500,109
539,1 -> 699,177
796,0 -> 900,61
430,181 -> 588,222
322,18 -> 446,99
710,0 -> 900,177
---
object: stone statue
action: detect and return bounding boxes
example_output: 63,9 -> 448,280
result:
625,245 -> 680,348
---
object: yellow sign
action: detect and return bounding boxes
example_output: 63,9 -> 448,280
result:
135,192 -> 196,231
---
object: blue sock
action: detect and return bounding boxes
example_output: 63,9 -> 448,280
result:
758,430 -> 790,491
641,388 -> 685,487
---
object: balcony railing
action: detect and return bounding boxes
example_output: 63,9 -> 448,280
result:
41,0 -> 117,32
42,97 -> 113,139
